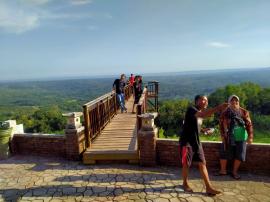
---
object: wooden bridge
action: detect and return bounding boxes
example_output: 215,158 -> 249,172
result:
82,81 -> 159,164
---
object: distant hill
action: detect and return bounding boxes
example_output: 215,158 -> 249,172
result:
0,68 -> 270,112
144,67 -> 270,100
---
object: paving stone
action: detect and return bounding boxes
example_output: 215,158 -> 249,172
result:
84,189 -> 93,196
0,156 -> 269,202
92,186 -> 107,193
169,198 -> 182,202
152,198 -> 170,202
249,194 -> 270,202
62,187 -> 77,195
185,196 -> 205,202
114,188 -> 123,196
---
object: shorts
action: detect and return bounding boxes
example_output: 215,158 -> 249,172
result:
134,94 -> 141,104
179,143 -> 206,167
220,141 -> 247,162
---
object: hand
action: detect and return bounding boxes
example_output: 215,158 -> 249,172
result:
247,138 -> 253,144
221,134 -> 228,143
221,136 -> 225,143
218,103 -> 229,112
202,128 -> 215,135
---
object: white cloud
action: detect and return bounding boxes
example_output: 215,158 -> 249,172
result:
206,41 -> 231,48
41,11 -> 93,20
0,0 -> 107,34
0,3 -> 39,34
70,0 -> 92,6
19,0 -> 52,6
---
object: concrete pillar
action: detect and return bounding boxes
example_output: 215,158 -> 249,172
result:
138,112 -> 158,166
1,120 -> 24,159
63,112 -> 85,160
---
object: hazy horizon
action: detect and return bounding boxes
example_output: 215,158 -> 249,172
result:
1,66 -> 269,83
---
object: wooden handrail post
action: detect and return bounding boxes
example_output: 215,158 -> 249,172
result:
114,92 -> 117,114
83,105 -> 91,148
97,102 -> 101,135
107,97 -> 111,122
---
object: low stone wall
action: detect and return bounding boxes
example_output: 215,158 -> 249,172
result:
11,133 -> 66,157
10,127 -> 85,160
156,138 -> 270,174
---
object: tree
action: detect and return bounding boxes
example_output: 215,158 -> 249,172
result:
158,99 -> 190,137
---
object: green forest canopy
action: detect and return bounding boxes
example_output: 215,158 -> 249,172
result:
158,82 -> 270,143
0,68 -> 270,141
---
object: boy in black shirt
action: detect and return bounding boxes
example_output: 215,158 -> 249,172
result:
180,95 -> 227,195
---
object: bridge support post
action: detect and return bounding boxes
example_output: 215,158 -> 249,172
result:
138,113 -> 158,166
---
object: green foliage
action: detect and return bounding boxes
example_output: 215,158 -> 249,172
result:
252,130 -> 270,143
158,82 -> 270,143
252,114 -> 270,131
10,106 -> 66,134
0,78 -> 112,133
1,69 -> 270,138
158,99 -> 190,137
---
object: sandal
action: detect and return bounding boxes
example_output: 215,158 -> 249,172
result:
214,172 -> 227,176
206,189 -> 222,196
231,173 -> 241,180
183,184 -> 193,193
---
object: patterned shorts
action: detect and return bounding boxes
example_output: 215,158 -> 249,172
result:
180,144 -> 206,167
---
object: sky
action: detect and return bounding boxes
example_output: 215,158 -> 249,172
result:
0,0 -> 270,80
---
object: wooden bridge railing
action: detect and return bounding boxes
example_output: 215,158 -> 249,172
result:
136,87 -> 148,131
83,84 -> 133,148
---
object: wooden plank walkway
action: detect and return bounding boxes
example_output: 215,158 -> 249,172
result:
83,97 -> 138,164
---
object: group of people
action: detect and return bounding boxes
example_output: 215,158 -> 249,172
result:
180,94 -> 253,195
113,74 -> 253,196
112,73 -> 143,113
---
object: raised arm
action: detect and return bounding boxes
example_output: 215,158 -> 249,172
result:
195,103 -> 228,118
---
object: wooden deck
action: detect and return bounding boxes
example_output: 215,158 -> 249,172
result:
83,97 -> 138,164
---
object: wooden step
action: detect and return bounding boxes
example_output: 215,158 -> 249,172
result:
83,150 -> 139,164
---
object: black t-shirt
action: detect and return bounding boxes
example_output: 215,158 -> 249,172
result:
133,81 -> 143,98
179,106 -> 202,150
113,79 -> 125,94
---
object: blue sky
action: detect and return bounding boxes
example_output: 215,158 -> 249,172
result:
0,0 -> 270,80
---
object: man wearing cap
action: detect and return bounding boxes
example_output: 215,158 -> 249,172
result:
217,95 -> 253,179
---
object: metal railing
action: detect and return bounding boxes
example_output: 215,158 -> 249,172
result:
146,81 -> 159,112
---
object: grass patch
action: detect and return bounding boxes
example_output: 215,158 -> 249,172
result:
159,128 -> 270,144
253,129 -> 270,143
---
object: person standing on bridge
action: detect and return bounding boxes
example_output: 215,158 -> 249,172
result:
132,75 -> 143,113
129,74 -> 135,92
113,74 -> 127,113
180,95 -> 228,195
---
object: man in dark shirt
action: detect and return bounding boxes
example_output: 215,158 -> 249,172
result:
180,95 -> 227,195
113,74 -> 127,113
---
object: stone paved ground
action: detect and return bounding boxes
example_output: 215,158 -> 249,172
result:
0,156 -> 270,202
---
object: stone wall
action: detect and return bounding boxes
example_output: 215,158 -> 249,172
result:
156,139 -> 270,174
11,126 -> 86,160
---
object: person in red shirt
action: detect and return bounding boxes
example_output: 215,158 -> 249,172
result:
129,74 -> 135,93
